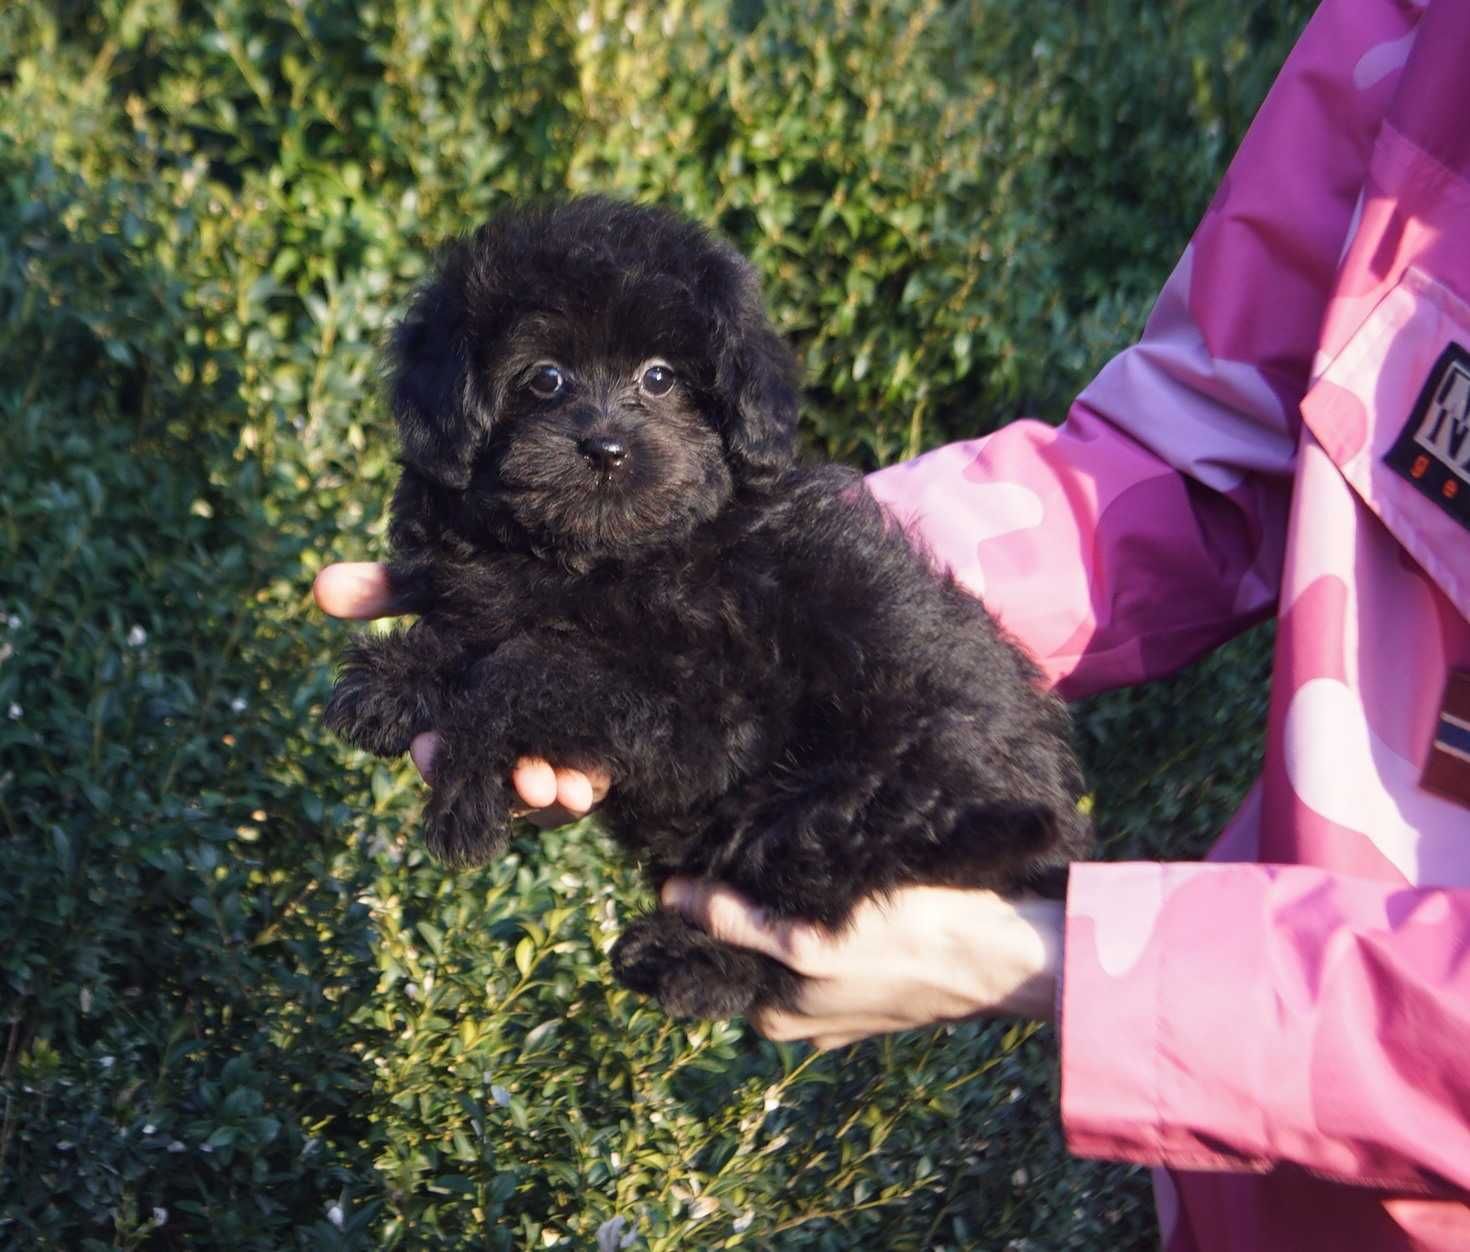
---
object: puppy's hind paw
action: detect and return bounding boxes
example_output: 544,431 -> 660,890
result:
656,958 -> 762,1021
611,916 -> 762,1020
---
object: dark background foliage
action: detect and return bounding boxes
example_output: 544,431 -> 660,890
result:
1,1 -> 1308,1247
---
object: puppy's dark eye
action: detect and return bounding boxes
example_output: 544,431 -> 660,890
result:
527,364 -> 565,399
640,364 -> 675,397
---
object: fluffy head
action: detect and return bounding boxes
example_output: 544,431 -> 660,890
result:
388,198 -> 801,564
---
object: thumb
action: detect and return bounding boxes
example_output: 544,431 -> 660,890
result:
313,562 -> 397,620
662,878 -> 797,964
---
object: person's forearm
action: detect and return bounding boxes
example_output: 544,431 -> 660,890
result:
1062,863 -> 1470,1195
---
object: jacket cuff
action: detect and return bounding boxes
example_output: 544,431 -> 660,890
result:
1059,862 -> 1274,1173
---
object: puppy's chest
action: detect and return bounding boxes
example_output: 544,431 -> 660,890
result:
440,554 -> 790,686
559,577 -> 773,673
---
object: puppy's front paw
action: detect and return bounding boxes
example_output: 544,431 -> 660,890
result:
611,915 -> 765,1020
422,759 -> 515,868
324,643 -> 430,757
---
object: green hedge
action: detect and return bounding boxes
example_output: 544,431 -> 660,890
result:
1,2 -> 1302,1247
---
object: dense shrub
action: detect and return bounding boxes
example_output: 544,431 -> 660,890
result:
1,1 -> 1301,1247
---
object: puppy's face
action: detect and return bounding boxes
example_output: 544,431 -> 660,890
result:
479,321 -> 733,559
388,198 -> 801,564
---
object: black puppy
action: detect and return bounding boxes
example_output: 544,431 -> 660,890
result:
325,197 -> 1090,1020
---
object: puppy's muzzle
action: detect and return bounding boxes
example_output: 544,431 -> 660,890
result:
579,435 -> 628,475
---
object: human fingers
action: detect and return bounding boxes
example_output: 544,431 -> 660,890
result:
414,748 -> 578,814
662,879 -> 824,969
313,562 -> 398,619
408,730 -> 612,827
514,761 -> 612,829
513,761 -> 610,827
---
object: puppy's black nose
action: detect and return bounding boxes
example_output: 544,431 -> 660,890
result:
578,435 -> 628,473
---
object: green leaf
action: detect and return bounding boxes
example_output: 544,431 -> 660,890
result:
514,936 -> 536,979
416,921 -> 445,956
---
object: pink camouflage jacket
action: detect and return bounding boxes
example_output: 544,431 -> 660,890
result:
868,1 -> 1470,1248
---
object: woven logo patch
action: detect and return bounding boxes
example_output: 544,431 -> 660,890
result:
1384,342 -> 1470,530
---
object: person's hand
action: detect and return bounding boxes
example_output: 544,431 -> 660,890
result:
662,879 -> 1063,1049
313,561 -> 610,828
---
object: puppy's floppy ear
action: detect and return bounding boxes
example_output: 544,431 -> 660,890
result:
711,258 -> 801,483
389,248 -> 488,491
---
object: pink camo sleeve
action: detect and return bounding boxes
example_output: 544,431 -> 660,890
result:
867,0 -> 1410,699
1062,863 -> 1470,1196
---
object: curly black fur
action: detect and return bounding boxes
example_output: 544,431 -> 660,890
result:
325,197 -> 1091,1020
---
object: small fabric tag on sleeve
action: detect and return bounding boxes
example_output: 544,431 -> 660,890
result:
1423,670 -> 1470,809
